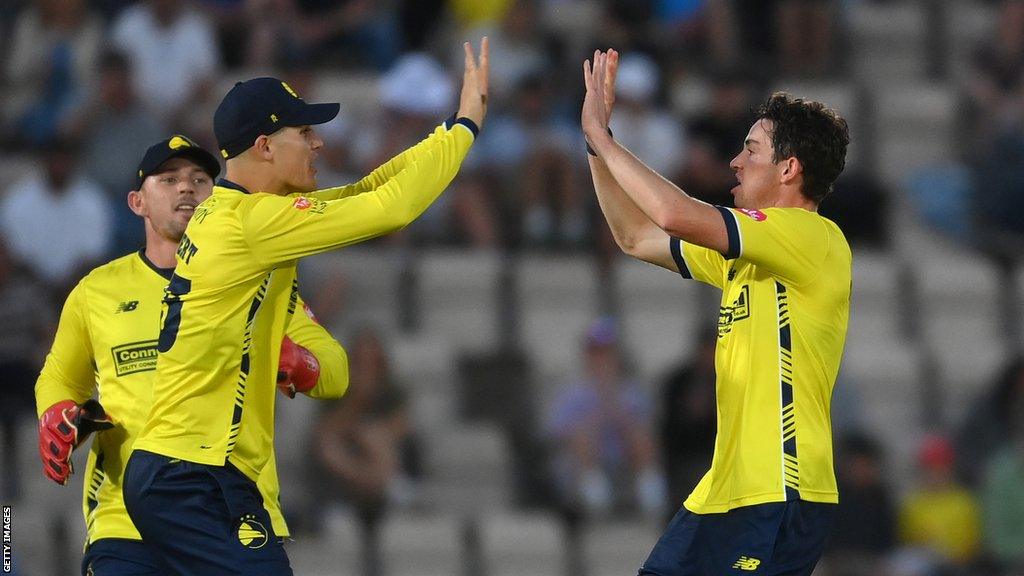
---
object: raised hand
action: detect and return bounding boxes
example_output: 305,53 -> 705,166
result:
457,37 -> 490,130
602,49 -> 619,125
582,50 -> 611,146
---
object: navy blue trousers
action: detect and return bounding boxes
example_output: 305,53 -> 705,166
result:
122,450 -> 292,576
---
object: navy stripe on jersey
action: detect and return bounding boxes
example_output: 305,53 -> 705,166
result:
443,116 -> 481,138
716,206 -> 741,260
86,450 -> 106,522
777,281 -> 799,500
226,273 -> 271,456
287,279 -> 298,316
670,237 -> 692,279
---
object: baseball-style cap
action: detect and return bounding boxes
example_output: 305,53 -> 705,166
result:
214,77 -> 340,160
136,135 -> 221,189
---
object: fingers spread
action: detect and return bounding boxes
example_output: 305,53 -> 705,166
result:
464,41 -> 476,74
479,36 -> 490,90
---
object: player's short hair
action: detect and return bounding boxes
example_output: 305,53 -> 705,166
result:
756,92 -> 849,203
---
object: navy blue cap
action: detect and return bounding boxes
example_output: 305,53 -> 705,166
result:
135,135 -> 221,189
214,77 -> 340,159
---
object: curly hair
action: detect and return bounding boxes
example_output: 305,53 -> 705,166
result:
756,92 -> 850,203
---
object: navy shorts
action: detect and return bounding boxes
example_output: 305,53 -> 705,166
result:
82,539 -> 165,576
122,450 -> 292,576
639,500 -> 835,576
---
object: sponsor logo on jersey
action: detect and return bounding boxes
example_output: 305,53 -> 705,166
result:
737,208 -> 767,221
732,556 -> 761,571
718,284 -> 750,337
116,300 -> 139,313
293,197 -> 312,210
111,340 -> 159,376
237,514 -> 269,549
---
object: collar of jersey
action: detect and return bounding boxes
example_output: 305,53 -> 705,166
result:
216,178 -> 251,194
138,248 -> 174,280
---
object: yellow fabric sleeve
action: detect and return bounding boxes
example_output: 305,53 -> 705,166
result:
284,294 -> 348,399
242,122 -> 475,266
35,281 -> 97,416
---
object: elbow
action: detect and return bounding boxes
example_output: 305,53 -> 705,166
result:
652,209 -> 690,241
616,234 -> 642,259
316,346 -> 350,400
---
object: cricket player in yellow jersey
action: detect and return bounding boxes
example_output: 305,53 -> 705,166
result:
35,136 -> 347,575
582,50 -> 851,575
122,39 -> 488,574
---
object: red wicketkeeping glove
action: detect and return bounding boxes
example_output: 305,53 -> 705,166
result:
38,399 -> 114,485
277,336 -> 320,398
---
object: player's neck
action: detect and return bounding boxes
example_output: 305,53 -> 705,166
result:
771,185 -> 818,212
144,232 -> 179,269
224,161 -> 289,196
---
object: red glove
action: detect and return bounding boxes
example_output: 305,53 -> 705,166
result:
277,336 -> 320,398
38,399 -> 114,485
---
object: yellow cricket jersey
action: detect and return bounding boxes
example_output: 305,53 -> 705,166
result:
671,206 -> 851,514
134,118 -> 476,482
34,250 -> 347,543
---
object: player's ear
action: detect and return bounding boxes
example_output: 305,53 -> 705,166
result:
127,189 -> 146,217
779,157 -> 802,185
252,134 -> 273,160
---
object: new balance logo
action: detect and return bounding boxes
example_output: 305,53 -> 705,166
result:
116,300 -> 139,313
733,556 -> 761,571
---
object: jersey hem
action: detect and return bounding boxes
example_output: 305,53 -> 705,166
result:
683,489 -> 838,514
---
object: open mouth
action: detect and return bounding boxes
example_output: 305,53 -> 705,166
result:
176,204 -> 197,213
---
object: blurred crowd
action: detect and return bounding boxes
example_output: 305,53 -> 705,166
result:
2,1 -> 1024,576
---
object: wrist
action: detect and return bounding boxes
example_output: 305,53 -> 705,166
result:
586,127 -> 614,157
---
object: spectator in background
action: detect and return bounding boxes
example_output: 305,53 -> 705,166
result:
658,327 -> 717,517
447,0 -> 514,31
819,170 -> 890,248
0,138 -> 111,298
0,239 -> 55,502
609,53 -> 687,182
961,0 -> 1024,263
457,0 -> 551,102
775,0 -> 838,76
110,0 -> 220,132
981,412 -> 1024,574
547,317 -> 666,518
823,433 -> 897,576
681,71 -> 754,207
898,435 -> 982,569
284,0 -> 400,71
955,356 -> 1024,488
365,53 -> 499,247
313,326 -> 422,575
70,50 -> 168,257
3,0 -> 102,146
472,73 -> 579,248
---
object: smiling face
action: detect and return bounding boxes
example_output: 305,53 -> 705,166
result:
130,157 -> 213,243
728,119 -> 786,210
267,125 -> 323,194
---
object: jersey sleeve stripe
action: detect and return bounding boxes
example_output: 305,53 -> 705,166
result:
670,237 -> 692,279
715,206 -> 741,260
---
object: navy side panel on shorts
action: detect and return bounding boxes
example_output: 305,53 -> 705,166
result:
638,501 -> 835,576
82,539 -> 166,576
123,450 -> 292,576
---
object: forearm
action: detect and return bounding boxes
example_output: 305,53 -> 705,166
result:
591,133 -> 727,253
589,155 -> 664,252
306,341 -> 348,399
311,117 -> 472,201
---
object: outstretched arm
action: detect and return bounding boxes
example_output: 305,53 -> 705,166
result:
582,50 -> 728,255
311,38 -> 490,202
585,49 -> 676,271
